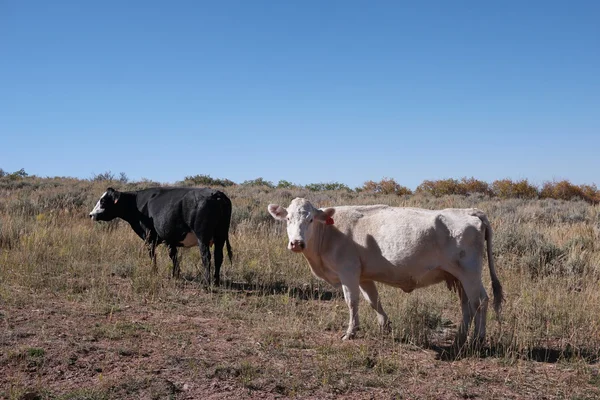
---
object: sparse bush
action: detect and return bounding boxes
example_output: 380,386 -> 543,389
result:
181,174 -> 236,187
276,180 -> 298,189
305,182 -> 351,192
241,177 -> 274,188
91,171 -> 115,182
118,172 -> 129,183
0,168 -> 29,181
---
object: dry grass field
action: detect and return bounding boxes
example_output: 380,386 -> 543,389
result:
1,177 -> 600,399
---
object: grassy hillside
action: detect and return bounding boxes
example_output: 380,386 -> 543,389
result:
1,175 -> 599,399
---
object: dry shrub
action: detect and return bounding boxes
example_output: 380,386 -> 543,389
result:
362,178 -> 412,196
541,180 -> 599,204
415,177 -> 491,197
416,178 -> 465,197
579,184 -> 600,204
491,179 -> 539,199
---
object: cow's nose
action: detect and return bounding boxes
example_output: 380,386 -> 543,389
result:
290,240 -> 305,252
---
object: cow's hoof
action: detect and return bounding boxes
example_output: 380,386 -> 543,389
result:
472,337 -> 486,351
341,331 -> 356,340
380,320 -> 392,334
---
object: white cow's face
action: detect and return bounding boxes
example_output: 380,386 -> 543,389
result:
268,198 -> 335,253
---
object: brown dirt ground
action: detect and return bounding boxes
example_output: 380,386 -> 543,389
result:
1,280 -> 599,400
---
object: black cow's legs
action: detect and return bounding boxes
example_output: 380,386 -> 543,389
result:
146,238 -> 157,273
198,240 -> 211,286
145,231 -> 158,273
213,239 -> 224,286
168,245 -> 180,278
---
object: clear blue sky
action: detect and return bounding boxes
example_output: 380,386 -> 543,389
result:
1,1 -> 598,189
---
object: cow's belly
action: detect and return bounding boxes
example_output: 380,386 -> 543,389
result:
362,251 -> 450,292
180,232 -> 198,247
369,266 -> 447,292
411,267 -> 448,288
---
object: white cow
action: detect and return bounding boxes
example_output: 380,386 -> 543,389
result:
268,198 -> 503,345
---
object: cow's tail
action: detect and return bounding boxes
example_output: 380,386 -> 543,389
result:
475,210 -> 504,317
221,192 -> 233,265
226,236 -> 233,265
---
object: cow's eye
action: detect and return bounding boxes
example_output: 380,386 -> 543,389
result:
309,218 -> 313,223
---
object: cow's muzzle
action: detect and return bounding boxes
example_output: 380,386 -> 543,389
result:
89,213 -> 97,221
289,240 -> 305,253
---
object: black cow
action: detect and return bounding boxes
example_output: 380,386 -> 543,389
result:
89,187 -> 232,285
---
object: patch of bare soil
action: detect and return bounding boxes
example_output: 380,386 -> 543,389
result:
1,281 -> 599,400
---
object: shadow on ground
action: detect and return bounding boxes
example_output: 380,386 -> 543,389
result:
179,272 -> 343,301
429,342 -> 599,364
221,279 -> 343,301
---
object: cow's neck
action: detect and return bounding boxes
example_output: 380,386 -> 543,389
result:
302,223 -> 328,275
118,192 -> 151,240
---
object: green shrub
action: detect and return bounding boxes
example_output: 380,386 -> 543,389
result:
276,180 -> 299,189
305,182 -> 351,192
241,177 -> 275,188
0,168 -> 29,181
181,174 -> 236,187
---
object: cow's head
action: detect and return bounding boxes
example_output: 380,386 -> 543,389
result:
268,198 -> 335,253
89,188 -> 121,221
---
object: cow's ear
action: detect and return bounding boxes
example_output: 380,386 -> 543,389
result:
315,207 -> 335,223
106,188 -> 120,204
268,204 -> 288,221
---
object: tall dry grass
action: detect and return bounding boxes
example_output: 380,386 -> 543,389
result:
1,176 -> 599,366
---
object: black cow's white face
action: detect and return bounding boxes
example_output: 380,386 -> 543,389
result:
268,198 -> 335,253
89,188 -> 120,221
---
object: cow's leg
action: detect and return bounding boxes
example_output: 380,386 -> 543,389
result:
168,244 -> 179,279
359,280 -> 390,332
212,238 -> 225,286
458,276 -> 488,347
146,233 -> 158,273
455,282 -> 471,348
458,251 -> 488,347
472,283 -> 489,345
339,272 -> 360,340
197,239 -> 212,285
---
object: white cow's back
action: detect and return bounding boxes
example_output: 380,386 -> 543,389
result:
321,206 -> 485,290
